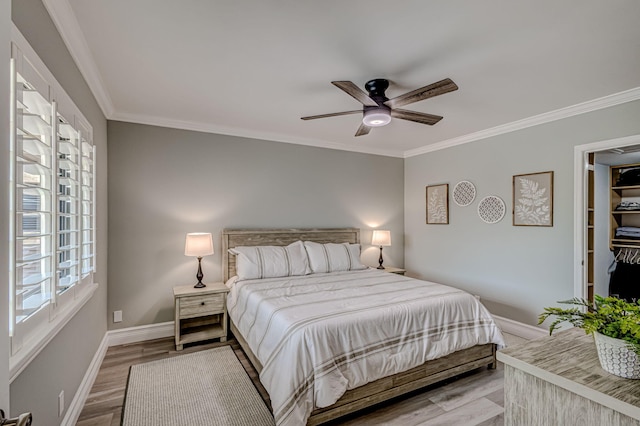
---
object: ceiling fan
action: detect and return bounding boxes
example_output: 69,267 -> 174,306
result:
301,78 -> 458,136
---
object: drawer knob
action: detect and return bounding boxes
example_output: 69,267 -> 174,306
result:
201,302 -> 205,306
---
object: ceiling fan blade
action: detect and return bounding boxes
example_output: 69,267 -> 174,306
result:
384,78 -> 458,109
301,110 -> 361,120
391,109 -> 443,125
355,123 -> 371,137
331,81 -> 378,107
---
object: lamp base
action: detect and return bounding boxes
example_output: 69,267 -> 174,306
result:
377,246 -> 385,269
194,257 -> 207,288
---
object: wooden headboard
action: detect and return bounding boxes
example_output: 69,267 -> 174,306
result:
222,228 -> 360,282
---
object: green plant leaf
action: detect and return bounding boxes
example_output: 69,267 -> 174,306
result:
539,295 -> 640,355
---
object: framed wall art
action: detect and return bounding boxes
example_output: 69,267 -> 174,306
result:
452,180 -> 476,207
426,183 -> 449,224
478,195 -> 506,224
513,171 -> 554,226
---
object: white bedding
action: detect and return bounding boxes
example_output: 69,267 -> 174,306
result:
226,268 -> 505,426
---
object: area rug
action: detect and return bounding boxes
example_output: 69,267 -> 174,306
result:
121,346 -> 275,426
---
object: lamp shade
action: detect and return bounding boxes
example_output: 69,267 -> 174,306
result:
371,230 -> 391,247
184,232 -> 214,257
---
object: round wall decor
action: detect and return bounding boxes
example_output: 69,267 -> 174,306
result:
477,195 -> 506,224
452,180 -> 476,206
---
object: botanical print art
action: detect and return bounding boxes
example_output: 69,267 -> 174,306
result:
513,171 -> 553,226
426,184 -> 449,224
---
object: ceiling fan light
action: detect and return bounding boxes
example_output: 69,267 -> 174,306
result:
362,108 -> 391,127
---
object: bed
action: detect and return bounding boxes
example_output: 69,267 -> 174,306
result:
222,228 -> 504,426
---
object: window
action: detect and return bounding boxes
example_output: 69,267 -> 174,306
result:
9,29 -> 96,370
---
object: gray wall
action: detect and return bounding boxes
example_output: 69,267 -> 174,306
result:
10,1 -> 108,424
107,121 -> 404,328
594,162 -> 613,298
1,0 -> 12,413
405,100 -> 640,325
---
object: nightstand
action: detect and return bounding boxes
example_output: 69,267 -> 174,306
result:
173,282 -> 229,351
381,266 -> 406,275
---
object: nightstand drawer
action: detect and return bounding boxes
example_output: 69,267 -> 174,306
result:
173,282 -> 229,350
179,293 -> 225,318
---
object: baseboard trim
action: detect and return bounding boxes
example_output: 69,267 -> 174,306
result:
492,314 -> 548,340
61,333 -> 109,426
62,322 -> 176,424
107,321 -> 175,347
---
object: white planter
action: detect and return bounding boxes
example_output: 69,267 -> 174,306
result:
593,331 -> 640,379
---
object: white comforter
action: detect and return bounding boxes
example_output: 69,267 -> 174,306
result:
226,269 -> 505,426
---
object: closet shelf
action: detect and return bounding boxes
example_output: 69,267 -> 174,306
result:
612,185 -> 640,191
610,162 -> 640,251
611,239 -> 640,250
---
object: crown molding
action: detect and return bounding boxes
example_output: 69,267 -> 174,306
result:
41,0 -> 402,158
42,0 -> 115,118
41,1 -> 640,159
403,87 -> 640,158
110,111 -> 405,158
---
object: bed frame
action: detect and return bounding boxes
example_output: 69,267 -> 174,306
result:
223,228 -> 497,425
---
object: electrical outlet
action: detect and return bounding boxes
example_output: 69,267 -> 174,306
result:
113,310 -> 123,323
58,390 -> 64,417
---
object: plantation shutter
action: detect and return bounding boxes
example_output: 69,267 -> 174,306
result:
10,34 -> 97,358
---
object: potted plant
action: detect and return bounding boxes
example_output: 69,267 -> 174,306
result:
538,295 -> 640,379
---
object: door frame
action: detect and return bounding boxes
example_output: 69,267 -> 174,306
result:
574,134 -> 640,299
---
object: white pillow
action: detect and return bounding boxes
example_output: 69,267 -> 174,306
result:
303,241 -> 366,273
228,240 -> 310,280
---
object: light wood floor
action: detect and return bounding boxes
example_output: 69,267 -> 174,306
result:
76,333 -> 524,426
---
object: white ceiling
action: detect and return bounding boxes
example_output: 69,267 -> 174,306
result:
44,0 -> 640,157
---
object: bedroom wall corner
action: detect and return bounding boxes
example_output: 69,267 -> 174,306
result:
404,99 -> 640,327
9,0 -> 108,424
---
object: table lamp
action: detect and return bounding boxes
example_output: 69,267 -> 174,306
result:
371,230 -> 391,269
185,232 -> 214,288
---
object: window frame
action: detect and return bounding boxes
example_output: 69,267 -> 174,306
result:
8,26 -> 98,381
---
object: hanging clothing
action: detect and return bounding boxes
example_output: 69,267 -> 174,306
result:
609,248 -> 640,301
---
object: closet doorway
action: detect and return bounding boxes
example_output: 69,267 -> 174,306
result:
575,135 -> 640,302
